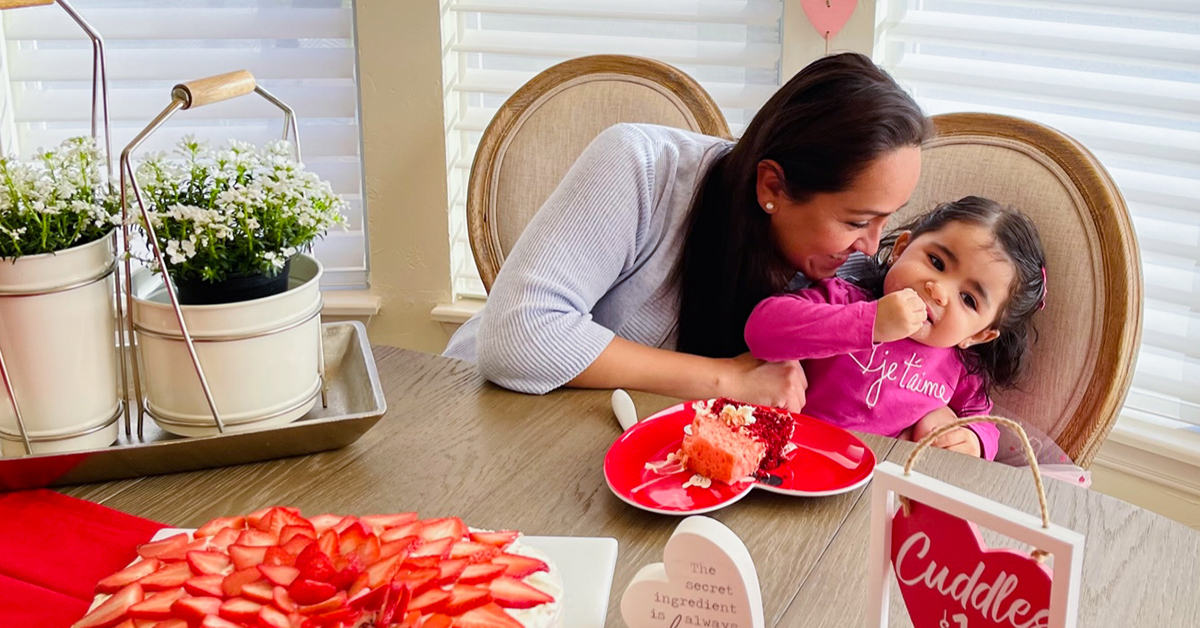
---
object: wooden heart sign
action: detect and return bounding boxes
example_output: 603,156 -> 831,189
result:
621,515 -> 764,628
800,0 -> 858,40
892,500 -> 1052,628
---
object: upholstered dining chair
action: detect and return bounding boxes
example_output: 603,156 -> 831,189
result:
893,113 -> 1142,468
466,54 -> 730,292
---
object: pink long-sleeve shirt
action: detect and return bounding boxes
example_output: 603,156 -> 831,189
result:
744,278 -> 999,460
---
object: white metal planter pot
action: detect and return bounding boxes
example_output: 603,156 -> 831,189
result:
0,232 -> 121,455
131,255 -> 324,437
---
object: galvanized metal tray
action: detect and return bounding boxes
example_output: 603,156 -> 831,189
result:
0,320 -> 386,490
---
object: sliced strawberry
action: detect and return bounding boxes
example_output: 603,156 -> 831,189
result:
347,572 -> 371,600
337,522 -> 371,557
272,586 -> 297,614
287,578 -> 336,606
356,534 -> 381,566
236,529 -> 279,548
380,584 -> 412,627
449,541 -> 500,564
346,584 -> 388,612
419,517 -> 466,542
422,614 -> 453,628
154,620 -> 189,628
487,576 -> 554,609
379,535 -> 419,559
195,516 -> 246,538
307,514 -> 343,534
127,587 -> 186,620
294,544 -> 336,583
458,563 -> 507,585
255,605 -> 292,628
331,515 -> 360,534
488,553 -> 549,579
72,583 -> 144,628
401,555 -> 441,570
111,620 -> 137,628
259,508 -> 304,537
245,507 -> 275,531
96,558 -> 160,594
138,562 -> 192,592
209,528 -> 241,552
363,553 -> 403,588
136,534 -> 189,560
436,558 -> 469,586
229,544 -> 269,570
278,524 -> 316,546
258,564 -> 300,587
281,536 -> 312,557
391,568 -> 439,595
450,602 -> 523,628
170,596 -> 222,626
328,555 -> 363,591
442,584 -> 493,615
184,574 -> 225,598
188,550 -> 232,575
399,611 -> 422,628
222,567 -> 265,598
306,608 -> 364,627
380,522 -> 422,544
316,529 -> 338,558
241,580 -> 275,604
199,616 -> 243,628
410,537 -> 454,559
468,531 -> 519,550
360,512 -> 418,533
219,597 -> 262,623
295,591 -> 346,616
158,538 -> 210,562
262,547 -> 294,567
408,588 -> 450,614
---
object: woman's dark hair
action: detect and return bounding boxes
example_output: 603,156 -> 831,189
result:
854,196 -> 1048,390
675,52 -> 932,357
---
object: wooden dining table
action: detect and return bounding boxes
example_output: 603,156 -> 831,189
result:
57,346 -> 1200,627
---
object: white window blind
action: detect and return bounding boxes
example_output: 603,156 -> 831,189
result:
875,0 -> 1200,432
441,0 -> 785,299
0,0 -> 367,288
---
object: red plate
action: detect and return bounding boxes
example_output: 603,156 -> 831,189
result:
604,401 -> 877,515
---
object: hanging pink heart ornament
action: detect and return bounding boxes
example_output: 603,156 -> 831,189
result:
800,0 -> 858,40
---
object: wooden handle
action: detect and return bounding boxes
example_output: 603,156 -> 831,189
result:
172,70 -> 256,109
0,0 -> 55,9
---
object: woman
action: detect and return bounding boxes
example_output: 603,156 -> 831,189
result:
444,52 -> 931,411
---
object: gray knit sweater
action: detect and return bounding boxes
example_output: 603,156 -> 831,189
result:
442,123 -> 730,394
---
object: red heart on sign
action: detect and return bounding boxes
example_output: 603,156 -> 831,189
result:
800,0 -> 858,40
891,501 -> 1052,628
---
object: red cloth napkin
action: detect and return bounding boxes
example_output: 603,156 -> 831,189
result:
0,490 -> 165,628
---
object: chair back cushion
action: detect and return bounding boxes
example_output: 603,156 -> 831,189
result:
467,55 -> 729,290
892,114 -> 1141,466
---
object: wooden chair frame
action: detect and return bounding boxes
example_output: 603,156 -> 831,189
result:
929,113 -> 1143,468
466,54 -> 729,292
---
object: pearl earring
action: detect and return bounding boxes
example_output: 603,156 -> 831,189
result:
765,202 -> 775,211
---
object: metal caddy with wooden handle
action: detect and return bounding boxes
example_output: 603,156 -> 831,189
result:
118,69 -> 326,440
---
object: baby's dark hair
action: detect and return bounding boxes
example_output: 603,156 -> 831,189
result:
856,196 -> 1047,390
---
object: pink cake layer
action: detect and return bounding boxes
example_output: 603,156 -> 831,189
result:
681,413 -> 766,484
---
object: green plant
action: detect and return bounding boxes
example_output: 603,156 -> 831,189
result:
133,137 -> 346,283
0,137 -> 118,259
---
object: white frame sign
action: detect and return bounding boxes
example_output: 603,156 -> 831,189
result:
865,461 -> 1085,628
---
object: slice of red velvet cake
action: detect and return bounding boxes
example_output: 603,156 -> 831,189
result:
680,398 -> 796,484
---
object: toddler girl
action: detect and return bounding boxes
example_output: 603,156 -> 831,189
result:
744,196 -> 1047,459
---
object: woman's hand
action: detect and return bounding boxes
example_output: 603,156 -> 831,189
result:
717,354 -> 808,412
911,406 -> 982,457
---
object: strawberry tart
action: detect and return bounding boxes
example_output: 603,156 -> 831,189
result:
680,398 -> 796,484
73,507 -> 562,628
